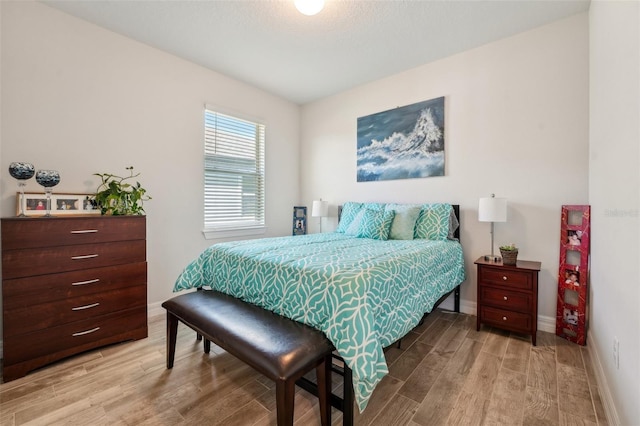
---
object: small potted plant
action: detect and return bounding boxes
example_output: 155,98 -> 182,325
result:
499,243 -> 519,265
93,166 -> 151,215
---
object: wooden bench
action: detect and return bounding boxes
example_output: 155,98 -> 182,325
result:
162,289 -> 334,426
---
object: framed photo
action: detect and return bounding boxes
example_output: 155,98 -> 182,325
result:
292,206 -> 307,235
19,192 -> 100,216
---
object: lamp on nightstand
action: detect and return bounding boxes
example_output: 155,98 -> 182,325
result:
311,199 -> 329,233
478,194 -> 507,262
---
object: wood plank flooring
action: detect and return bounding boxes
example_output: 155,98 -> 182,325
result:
0,310 -> 608,425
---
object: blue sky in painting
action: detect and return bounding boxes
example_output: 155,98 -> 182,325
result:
356,97 -> 445,182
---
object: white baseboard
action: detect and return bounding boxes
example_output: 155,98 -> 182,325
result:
587,332 -> 620,425
148,300 -> 165,319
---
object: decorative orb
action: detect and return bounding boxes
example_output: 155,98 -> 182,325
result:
9,162 -> 35,180
35,170 -> 61,188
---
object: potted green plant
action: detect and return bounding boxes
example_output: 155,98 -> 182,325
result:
499,243 -> 519,265
93,166 -> 151,215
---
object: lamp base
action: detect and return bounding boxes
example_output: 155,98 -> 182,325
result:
483,254 -> 502,262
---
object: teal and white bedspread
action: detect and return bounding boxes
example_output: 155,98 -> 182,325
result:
174,232 -> 465,411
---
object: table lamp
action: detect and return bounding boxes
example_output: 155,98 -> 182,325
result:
311,199 -> 329,233
478,194 -> 507,261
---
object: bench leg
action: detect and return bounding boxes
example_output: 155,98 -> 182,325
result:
275,379 -> 296,426
166,312 -> 179,369
316,356 -> 331,426
203,339 -> 211,354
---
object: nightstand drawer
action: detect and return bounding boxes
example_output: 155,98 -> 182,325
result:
479,268 -> 532,290
480,306 -> 532,333
479,286 -> 531,313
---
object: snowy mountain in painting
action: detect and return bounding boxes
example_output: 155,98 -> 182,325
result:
357,107 -> 444,182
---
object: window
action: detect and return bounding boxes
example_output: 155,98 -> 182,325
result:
203,108 -> 265,238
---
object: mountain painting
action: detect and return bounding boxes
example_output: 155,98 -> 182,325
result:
357,97 -> 445,182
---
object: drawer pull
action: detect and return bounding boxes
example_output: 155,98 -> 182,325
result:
503,296 -> 508,300
71,254 -> 99,260
70,229 -> 98,234
502,316 -> 508,321
72,302 -> 100,311
71,278 -> 100,286
502,276 -> 508,281
72,327 -> 100,337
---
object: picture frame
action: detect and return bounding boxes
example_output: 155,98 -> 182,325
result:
357,96 -> 445,182
292,206 -> 307,235
18,192 -> 100,216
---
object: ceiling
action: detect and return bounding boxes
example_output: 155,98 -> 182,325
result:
42,0 -> 590,105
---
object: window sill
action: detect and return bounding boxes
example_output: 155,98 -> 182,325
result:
202,226 -> 267,240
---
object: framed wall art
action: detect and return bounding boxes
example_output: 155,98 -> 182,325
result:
18,192 -> 99,216
357,96 -> 445,182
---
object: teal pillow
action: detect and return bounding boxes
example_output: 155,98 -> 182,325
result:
362,202 -> 386,211
385,204 -> 421,240
336,202 -> 364,233
356,208 -> 395,240
414,203 -> 452,240
345,209 -> 366,235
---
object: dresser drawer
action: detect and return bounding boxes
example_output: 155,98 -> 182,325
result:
2,306 -> 147,365
479,286 -> 532,313
1,216 -> 145,250
2,262 -> 147,309
2,240 -> 146,279
3,284 -> 147,338
480,306 -> 532,333
478,267 -> 532,290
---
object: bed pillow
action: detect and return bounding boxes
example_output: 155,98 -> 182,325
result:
345,208 -> 366,235
336,202 -> 364,233
362,202 -> 386,211
448,208 -> 460,240
356,208 -> 395,240
385,204 -> 421,240
414,203 -> 453,240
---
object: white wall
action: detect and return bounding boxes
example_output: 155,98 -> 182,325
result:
300,14 -> 589,323
589,1 -> 640,424
0,2 -> 300,333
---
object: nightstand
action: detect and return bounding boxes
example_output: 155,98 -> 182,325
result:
475,257 -> 541,345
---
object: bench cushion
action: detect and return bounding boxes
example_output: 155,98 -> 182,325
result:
162,290 -> 333,381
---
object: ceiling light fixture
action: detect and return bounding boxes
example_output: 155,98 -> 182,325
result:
294,0 -> 324,16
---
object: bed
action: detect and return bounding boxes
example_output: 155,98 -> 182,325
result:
173,202 -> 466,413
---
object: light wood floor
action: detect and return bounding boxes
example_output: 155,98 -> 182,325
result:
0,309 -> 608,425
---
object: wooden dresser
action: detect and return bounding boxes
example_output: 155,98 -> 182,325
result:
475,257 -> 541,345
1,215 -> 148,382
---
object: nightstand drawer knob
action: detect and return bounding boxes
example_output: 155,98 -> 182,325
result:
502,316 -> 507,321
503,296 -> 508,300
502,276 -> 508,281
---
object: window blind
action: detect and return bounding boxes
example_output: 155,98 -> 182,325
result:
204,109 -> 265,231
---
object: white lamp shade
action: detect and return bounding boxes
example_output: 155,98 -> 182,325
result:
478,197 -> 507,222
311,200 -> 329,217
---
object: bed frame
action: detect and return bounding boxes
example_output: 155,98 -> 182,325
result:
183,204 -> 462,425
298,204 -> 462,425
